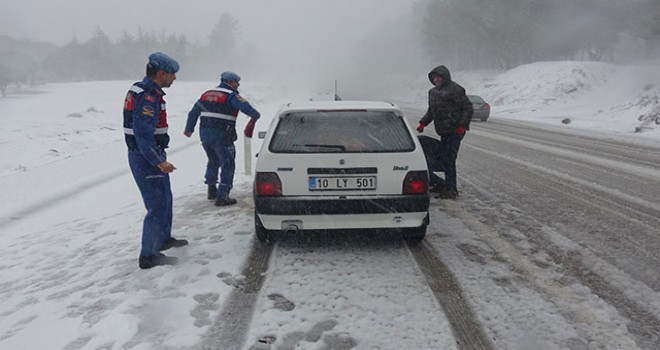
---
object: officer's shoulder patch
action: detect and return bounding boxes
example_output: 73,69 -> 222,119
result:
236,95 -> 247,103
142,105 -> 155,117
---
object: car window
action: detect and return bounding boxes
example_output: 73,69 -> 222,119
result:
269,111 -> 416,153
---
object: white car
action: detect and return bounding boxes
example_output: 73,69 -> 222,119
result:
253,101 -> 430,241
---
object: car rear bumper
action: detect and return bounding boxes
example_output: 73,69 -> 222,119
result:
257,212 -> 430,231
473,110 -> 490,120
255,195 -> 429,215
255,195 -> 430,230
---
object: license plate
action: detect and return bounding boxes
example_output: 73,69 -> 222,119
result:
309,176 -> 377,191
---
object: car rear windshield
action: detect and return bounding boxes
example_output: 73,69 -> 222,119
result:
269,110 -> 416,153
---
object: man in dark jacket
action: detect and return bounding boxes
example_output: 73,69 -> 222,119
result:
416,65 -> 473,199
184,71 -> 260,206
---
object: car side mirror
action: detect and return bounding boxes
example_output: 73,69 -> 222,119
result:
258,131 -> 267,139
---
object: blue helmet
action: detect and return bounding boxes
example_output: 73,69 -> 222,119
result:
148,52 -> 179,74
220,71 -> 241,83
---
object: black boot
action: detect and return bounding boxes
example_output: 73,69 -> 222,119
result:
207,185 -> 217,200
429,185 -> 446,194
139,253 -> 178,269
215,197 -> 237,207
160,237 -> 189,251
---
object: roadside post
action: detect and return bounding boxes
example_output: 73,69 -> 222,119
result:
244,135 -> 252,176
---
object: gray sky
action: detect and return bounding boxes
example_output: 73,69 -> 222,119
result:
0,0 -> 412,49
1,0 -> 420,89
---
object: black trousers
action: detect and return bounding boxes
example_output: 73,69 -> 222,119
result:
440,134 -> 463,191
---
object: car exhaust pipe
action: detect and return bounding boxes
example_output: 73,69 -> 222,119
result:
281,220 -> 302,235
284,224 -> 299,235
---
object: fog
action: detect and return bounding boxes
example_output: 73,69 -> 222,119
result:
2,0 -> 659,98
0,0 -> 420,93
1,0 -> 411,45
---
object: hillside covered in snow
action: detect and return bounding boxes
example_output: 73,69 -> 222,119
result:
383,61 -> 660,139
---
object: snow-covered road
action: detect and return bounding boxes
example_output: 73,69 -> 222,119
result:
429,116 -> 660,349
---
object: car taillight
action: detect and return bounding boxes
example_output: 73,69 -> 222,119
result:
255,172 -> 282,196
402,170 -> 428,195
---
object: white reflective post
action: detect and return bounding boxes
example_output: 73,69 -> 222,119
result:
244,135 -> 252,175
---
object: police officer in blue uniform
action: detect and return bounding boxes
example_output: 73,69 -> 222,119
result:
123,52 -> 188,269
184,71 -> 260,206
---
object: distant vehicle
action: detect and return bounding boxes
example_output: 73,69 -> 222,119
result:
253,101 -> 430,241
468,94 -> 490,122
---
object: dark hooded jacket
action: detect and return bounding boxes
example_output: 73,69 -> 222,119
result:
419,65 -> 473,135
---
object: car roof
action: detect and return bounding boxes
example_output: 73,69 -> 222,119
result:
467,95 -> 485,101
276,100 -> 400,114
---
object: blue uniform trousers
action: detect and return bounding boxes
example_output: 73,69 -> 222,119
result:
128,150 -> 173,257
200,128 -> 236,200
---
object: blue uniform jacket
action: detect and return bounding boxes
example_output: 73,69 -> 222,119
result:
185,82 -> 260,135
123,77 -> 169,166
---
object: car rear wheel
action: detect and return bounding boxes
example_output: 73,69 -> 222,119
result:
255,212 -> 276,242
402,225 -> 427,240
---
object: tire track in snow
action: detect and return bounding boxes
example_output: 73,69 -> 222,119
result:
406,239 -> 494,350
455,147 -> 660,348
476,119 -> 660,169
200,240 -> 274,350
470,128 -> 660,183
463,140 -> 660,229
438,198 -> 646,349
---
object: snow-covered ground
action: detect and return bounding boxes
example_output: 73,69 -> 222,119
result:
1,61 -> 659,349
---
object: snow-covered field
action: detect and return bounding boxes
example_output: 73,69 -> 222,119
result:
1,61 -> 659,349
